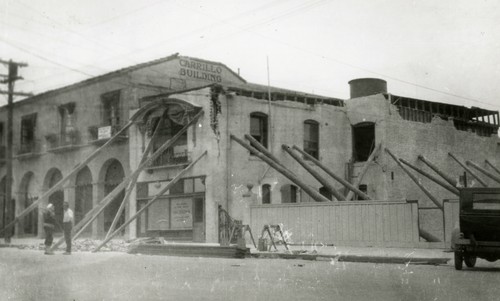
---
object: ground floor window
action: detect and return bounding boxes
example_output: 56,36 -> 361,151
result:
136,176 -> 205,241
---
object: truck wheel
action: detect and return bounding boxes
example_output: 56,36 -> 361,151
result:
464,254 -> 477,268
454,250 -> 463,270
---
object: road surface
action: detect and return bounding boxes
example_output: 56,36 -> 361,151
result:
1,248 -> 499,300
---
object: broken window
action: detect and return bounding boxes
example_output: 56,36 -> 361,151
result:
281,184 -> 297,203
250,112 -> 268,148
101,90 -> 121,127
262,184 -> 271,204
20,113 -> 37,154
304,120 -> 319,159
352,122 -> 375,162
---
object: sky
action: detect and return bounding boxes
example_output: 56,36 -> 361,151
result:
0,0 -> 499,112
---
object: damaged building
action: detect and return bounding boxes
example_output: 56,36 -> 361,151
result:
0,54 -> 499,248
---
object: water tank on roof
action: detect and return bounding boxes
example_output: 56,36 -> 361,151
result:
348,78 -> 387,99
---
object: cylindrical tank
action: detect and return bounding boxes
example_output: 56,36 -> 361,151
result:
348,78 -> 387,99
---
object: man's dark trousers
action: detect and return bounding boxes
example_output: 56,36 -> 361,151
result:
63,222 -> 72,253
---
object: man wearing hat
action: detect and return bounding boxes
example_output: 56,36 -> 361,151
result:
43,203 -> 56,255
62,201 -> 74,255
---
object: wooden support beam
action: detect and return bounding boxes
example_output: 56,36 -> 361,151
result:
485,159 -> 500,176
419,227 -> 441,242
105,114 -> 167,239
448,153 -> 488,187
417,155 -> 457,188
231,135 -> 330,203
50,110 -> 204,250
400,159 -> 460,196
466,160 -> 500,184
282,145 -> 344,201
346,143 -> 381,201
92,151 -> 207,252
291,145 -> 371,200
386,148 -> 443,210
0,118 -> 137,236
244,134 -> 281,165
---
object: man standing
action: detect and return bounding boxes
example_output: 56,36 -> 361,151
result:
43,203 -> 56,255
63,201 -> 74,255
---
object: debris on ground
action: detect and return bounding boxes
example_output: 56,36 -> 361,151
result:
11,239 -> 131,252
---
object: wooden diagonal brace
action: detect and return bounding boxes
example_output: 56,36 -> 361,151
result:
292,145 -> 371,201
93,151 -> 207,252
418,155 -> 457,188
346,143 -> 381,201
485,160 -> 500,176
386,148 -> 443,210
466,160 -> 500,184
231,135 -> 330,203
50,110 -> 204,251
448,153 -> 487,187
400,158 -> 460,196
282,145 -> 343,201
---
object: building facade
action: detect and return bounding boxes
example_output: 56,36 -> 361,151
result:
1,54 -> 499,246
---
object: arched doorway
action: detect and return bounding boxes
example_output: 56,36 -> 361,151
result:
19,172 -> 38,236
75,166 -> 93,235
46,169 -> 64,233
103,159 -> 125,234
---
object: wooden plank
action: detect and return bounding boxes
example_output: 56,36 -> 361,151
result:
375,205 -> 383,242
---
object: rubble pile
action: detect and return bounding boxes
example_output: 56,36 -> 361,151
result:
72,239 -> 130,252
13,239 -> 131,252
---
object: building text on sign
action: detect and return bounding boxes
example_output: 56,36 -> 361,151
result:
179,59 -> 222,83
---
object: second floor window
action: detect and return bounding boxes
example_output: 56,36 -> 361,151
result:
250,112 -> 268,148
304,120 -> 319,159
101,91 -> 121,126
20,113 -> 37,152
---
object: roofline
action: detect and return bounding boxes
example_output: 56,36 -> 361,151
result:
1,53 -> 247,110
385,93 -> 498,115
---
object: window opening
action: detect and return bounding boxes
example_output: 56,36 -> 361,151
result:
20,113 -> 37,154
262,184 -> 271,204
250,112 -> 268,148
101,91 -> 121,127
304,120 -> 319,159
352,122 -> 375,162
281,184 -> 298,203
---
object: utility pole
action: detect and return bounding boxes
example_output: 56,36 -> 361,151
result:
0,59 -> 32,243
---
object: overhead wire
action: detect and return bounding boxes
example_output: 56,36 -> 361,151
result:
2,0 -> 499,110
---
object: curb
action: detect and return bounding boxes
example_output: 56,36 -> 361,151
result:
252,252 -> 451,265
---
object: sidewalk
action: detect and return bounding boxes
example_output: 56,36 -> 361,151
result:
0,237 -> 452,265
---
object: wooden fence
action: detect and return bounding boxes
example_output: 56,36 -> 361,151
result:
250,201 -> 421,248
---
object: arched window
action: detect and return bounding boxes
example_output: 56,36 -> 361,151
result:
262,184 -> 271,204
281,184 -> 298,203
304,120 -> 319,159
250,112 -> 268,148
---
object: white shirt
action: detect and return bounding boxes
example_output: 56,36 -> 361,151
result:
63,208 -> 74,223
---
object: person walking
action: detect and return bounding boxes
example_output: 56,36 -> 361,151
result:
63,201 -> 74,255
43,203 -> 56,255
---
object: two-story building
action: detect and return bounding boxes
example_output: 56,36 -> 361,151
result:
1,53 -> 499,247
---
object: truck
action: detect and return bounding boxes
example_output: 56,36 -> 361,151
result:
453,187 -> 500,270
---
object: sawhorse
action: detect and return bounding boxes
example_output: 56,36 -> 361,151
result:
260,224 -> 289,251
229,220 -> 257,249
